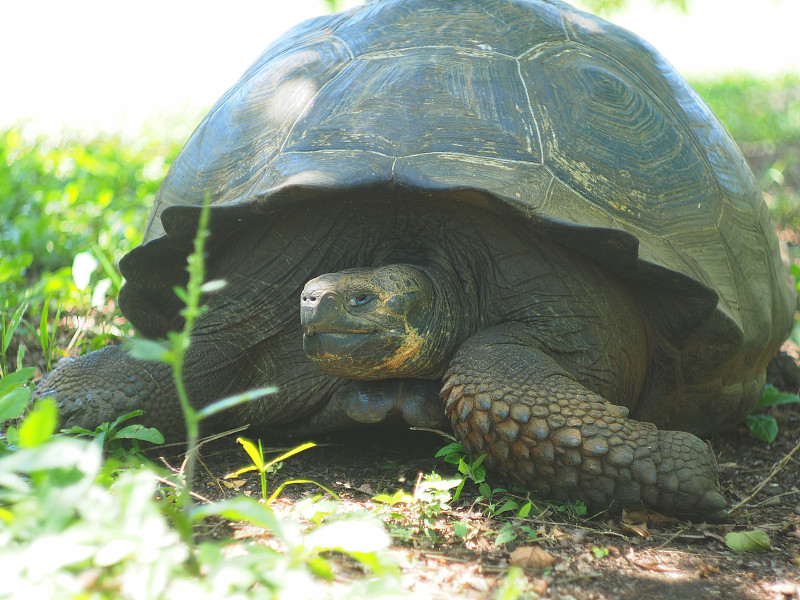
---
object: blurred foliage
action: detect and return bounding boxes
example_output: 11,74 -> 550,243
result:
0,130 -> 180,309
694,73 -> 800,234
318,0 -> 347,13
316,0 -> 692,15
576,0 -> 688,14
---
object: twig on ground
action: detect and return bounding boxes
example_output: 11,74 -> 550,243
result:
730,437 -> 800,514
153,474 -> 213,504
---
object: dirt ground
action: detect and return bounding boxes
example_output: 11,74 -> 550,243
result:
176,378 -> 800,600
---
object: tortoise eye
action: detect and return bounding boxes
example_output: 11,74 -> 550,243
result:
350,293 -> 372,307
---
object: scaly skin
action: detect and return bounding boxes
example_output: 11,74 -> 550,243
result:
34,346 -> 181,436
441,325 -> 728,521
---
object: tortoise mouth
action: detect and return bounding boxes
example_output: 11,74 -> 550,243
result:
302,330 -> 401,363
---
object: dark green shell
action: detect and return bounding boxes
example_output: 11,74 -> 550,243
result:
124,0 -> 794,391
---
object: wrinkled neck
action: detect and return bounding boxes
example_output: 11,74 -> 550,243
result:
415,262 -> 479,377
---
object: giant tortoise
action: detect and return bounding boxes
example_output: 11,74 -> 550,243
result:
36,0 -> 796,521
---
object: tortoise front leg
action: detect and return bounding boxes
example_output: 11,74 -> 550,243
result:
441,325 -> 728,522
34,345 -> 183,437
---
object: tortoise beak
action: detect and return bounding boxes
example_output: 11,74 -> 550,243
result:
300,286 -> 342,334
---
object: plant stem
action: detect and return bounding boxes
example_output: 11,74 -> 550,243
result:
171,197 -> 213,542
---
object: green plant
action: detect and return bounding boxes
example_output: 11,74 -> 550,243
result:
63,410 -> 165,459
225,438 -> 335,504
747,384 -> 800,443
37,296 -> 63,373
0,367 -> 36,452
493,566 -> 527,600
555,499 -> 588,517
0,301 -> 28,378
435,442 -> 540,521
122,196 -> 275,543
1,402 -> 399,599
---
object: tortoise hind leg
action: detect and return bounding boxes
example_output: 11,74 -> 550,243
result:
441,325 -> 728,522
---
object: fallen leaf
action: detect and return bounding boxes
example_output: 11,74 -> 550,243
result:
620,519 -> 649,538
509,545 -> 555,570
725,530 -> 771,553
698,563 -> 720,578
530,578 -> 548,595
222,479 -> 246,490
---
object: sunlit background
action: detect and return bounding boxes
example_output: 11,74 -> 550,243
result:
2,0 -> 798,139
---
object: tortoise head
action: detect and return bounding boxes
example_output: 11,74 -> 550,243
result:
300,264 -> 445,379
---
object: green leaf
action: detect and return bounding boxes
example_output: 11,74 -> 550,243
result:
307,556 -> 335,581
757,384 -> 800,409
263,441 -> 316,471
2,303 -> 28,354
225,464 -> 258,478
192,496 -> 280,531
435,442 -> 465,458
417,477 -> 462,492
725,530 -> 771,552
453,522 -> 469,538
196,386 -> 277,420
122,339 -> 171,363
236,437 -> 265,471
199,279 -> 227,293
746,414 -> 778,443
106,409 -> 145,431
0,386 -> 31,422
18,397 -> 58,447
494,499 -> 520,515
391,489 -> 413,504
494,523 -> 517,546
518,500 -> 532,518
114,424 -> 165,444
0,367 -> 37,394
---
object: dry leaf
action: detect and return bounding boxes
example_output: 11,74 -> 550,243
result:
698,563 -> 720,578
509,545 -> 555,570
621,520 -> 649,538
222,479 -> 246,490
530,578 -> 548,595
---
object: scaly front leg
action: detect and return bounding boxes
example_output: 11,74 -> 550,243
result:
441,326 -> 727,521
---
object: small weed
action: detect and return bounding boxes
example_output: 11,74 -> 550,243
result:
555,499 -> 588,517
747,384 -> 800,443
225,437 -> 334,504
37,297 -> 63,373
64,409 -> 164,460
0,367 -> 35,438
0,301 -> 28,378
592,545 -> 610,559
